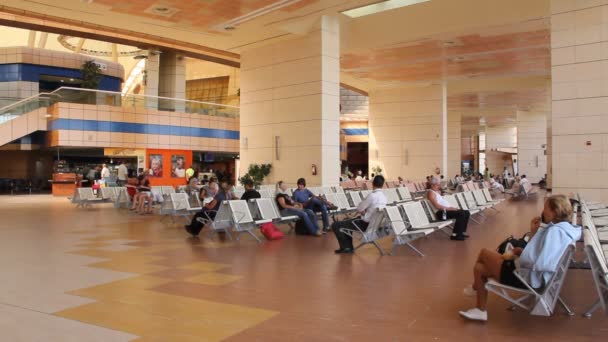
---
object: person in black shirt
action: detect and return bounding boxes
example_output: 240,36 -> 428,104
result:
240,179 -> 261,201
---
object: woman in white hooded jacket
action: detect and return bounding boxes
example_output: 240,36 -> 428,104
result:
459,194 -> 581,321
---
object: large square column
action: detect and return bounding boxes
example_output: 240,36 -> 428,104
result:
369,85 -> 446,180
551,1 -> 608,201
239,16 -> 340,186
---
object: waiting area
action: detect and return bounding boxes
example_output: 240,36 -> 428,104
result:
0,184 -> 605,340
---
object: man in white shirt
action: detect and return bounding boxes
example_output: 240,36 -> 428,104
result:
355,170 -> 364,182
100,164 -> 110,179
117,162 -> 128,186
332,175 -> 388,254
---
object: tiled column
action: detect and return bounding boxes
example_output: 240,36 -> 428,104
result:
517,111 -> 547,183
368,85 -> 444,180
551,0 -> 608,201
239,16 -> 340,186
448,112 -> 462,178
144,54 -> 159,109
159,52 -> 186,112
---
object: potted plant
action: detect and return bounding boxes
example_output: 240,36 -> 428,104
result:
80,60 -> 102,104
371,165 -> 383,176
239,163 -> 272,189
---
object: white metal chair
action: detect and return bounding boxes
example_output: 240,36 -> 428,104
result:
71,188 -> 102,208
399,201 -> 453,231
582,229 -> 608,317
485,245 -> 576,316
396,186 -> 413,202
227,200 -> 265,243
385,206 -> 433,257
339,209 -> 390,255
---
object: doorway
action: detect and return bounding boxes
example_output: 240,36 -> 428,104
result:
345,142 -> 368,177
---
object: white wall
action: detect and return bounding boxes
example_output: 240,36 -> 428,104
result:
551,1 -> 608,201
369,85 -> 444,180
517,111 -> 547,183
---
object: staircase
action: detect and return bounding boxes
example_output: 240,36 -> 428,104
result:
0,93 -> 56,147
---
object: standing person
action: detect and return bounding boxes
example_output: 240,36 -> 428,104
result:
427,176 -> 471,241
101,163 -> 110,179
502,167 -> 509,187
276,181 -> 322,236
117,161 -> 128,186
240,179 -> 261,201
86,167 -> 97,187
292,178 -> 330,232
355,170 -> 364,182
331,175 -> 388,254
484,168 -> 490,181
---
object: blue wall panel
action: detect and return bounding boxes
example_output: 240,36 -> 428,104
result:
49,119 -> 240,140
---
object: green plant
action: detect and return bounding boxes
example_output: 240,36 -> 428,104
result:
371,165 -> 383,175
239,163 -> 272,188
80,60 -> 102,89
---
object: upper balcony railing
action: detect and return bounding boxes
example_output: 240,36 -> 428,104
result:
0,86 -> 239,125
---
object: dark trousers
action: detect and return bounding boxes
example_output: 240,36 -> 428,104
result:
188,210 -> 216,231
437,209 -> 470,236
332,218 -> 369,250
305,197 -> 330,229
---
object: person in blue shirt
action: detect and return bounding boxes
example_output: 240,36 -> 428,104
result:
458,194 -> 581,322
292,178 -> 330,231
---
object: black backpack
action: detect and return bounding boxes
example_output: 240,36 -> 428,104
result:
497,233 -> 530,254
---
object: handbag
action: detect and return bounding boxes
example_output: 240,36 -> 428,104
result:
497,233 -> 529,254
260,223 -> 284,240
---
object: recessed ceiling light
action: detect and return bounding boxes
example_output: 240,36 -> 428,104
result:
341,0 -> 430,18
60,80 -> 64,82
69,78 -> 74,81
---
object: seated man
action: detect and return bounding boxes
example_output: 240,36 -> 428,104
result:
489,177 -> 505,193
459,195 -> 581,321
428,176 -> 470,241
331,175 -> 388,254
292,178 -> 330,231
184,180 -> 228,236
276,181 -> 321,236
240,179 -> 261,201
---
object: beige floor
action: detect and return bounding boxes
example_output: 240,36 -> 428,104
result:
1,193 -> 606,341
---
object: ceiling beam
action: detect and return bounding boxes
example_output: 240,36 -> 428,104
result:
0,6 -> 241,67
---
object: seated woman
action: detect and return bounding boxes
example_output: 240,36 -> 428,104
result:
275,181 -> 322,236
134,179 -> 153,214
459,194 -> 581,322
427,176 -> 470,241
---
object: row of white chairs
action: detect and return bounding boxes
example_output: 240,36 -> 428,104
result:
578,196 -> 608,317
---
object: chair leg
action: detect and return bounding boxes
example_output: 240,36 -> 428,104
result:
404,241 -> 425,257
583,300 -> 601,318
558,296 -> 574,316
470,216 -> 481,225
372,241 -> 385,256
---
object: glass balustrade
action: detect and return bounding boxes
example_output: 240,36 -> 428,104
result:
0,87 -> 239,126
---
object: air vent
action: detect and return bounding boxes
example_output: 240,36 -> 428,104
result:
144,4 -> 181,17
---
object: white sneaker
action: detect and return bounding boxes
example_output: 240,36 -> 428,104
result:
463,286 -> 476,297
459,308 -> 487,321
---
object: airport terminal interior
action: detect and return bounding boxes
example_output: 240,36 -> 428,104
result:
0,0 -> 607,340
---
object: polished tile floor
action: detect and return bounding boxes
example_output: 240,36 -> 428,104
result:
1,192 -> 606,341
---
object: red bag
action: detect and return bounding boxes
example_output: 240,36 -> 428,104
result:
260,223 -> 284,240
